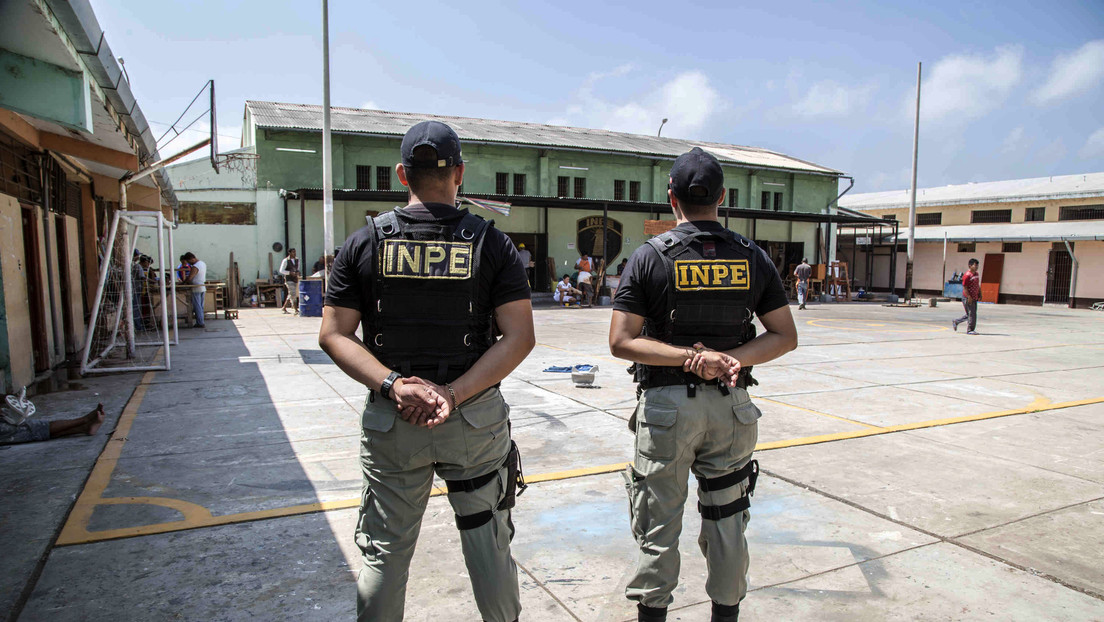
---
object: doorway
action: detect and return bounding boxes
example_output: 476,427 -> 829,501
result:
504,232 -> 548,292
1045,242 -> 1072,304
20,205 -> 49,372
980,253 -> 1004,303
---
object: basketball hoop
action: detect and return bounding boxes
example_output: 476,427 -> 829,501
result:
215,152 -> 259,187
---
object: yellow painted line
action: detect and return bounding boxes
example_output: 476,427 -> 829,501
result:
756,395 -> 1101,451
59,375 -> 1104,546
754,396 -> 880,429
57,371 -> 158,546
806,318 -> 949,333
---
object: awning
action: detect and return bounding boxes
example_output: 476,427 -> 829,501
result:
840,221 -> 1104,243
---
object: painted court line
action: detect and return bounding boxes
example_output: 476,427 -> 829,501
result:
57,372 -> 1104,546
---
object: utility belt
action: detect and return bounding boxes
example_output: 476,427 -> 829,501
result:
633,364 -> 756,398
442,440 -> 527,531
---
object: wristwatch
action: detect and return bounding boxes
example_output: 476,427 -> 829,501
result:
380,371 -> 402,401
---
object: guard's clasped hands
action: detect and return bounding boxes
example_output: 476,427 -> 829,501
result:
683,342 -> 741,387
391,377 -> 451,428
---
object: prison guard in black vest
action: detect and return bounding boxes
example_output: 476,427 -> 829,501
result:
365,207 -> 495,385
636,226 -> 761,390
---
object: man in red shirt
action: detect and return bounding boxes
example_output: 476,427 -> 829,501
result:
953,258 -> 981,334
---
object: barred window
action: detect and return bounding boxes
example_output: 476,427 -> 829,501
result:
1058,205 -> 1104,221
971,209 -> 1012,223
629,181 -> 641,202
557,176 -> 570,197
613,180 -> 625,201
773,192 -> 783,211
513,173 -> 526,195
761,191 -> 770,210
1002,242 -> 1022,253
957,243 -> 975,252
376,167 -> 391,191
496,172 -> 509,195
916,212 -> 942,225
1025,207 -> 1045,222
574,177 -> 586,198
728,188 -> 739,208
356,165 -> 371,190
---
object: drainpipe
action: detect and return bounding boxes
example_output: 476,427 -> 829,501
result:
1063,240 -> 1078,309
823,176 -> 854,267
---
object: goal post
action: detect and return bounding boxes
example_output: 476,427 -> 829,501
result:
80,210 -> 176,374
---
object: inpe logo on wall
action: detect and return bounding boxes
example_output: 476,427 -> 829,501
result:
381,240 -> 472,279
576,216 -> 623,261
674,259 -> 750,291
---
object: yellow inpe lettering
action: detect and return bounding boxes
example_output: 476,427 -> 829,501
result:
397,245 -> 420,273
732,263 -> 748,287
689,265 -> 709,286
449,246 -> 469,275
711,264 -> 729,284
425,245 -> 446,271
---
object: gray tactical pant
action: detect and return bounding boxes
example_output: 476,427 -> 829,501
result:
624,384 -> 760,609
356,387 -> 521,622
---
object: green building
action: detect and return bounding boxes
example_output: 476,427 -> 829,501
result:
170,101 -> 859,292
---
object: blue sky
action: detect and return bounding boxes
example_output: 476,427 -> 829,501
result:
90,0 -> 1104,193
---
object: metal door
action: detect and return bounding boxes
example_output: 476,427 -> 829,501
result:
1045,243 -> 1072,303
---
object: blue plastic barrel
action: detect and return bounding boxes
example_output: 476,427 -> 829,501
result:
298,279 -> 324,317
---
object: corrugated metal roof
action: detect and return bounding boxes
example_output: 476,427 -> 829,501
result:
840,172 -> 1104,211
245,101 -> 842,176
842,221 -> 1104,243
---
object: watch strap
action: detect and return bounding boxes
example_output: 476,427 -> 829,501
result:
380,371 -> 402,401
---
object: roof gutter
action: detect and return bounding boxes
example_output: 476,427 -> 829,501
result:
42,0 -> 177,209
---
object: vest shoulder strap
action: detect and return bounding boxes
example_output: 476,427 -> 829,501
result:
371,210 -> 402,240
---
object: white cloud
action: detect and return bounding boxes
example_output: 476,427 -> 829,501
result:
792,81 -> 875,118
914,46 -> 1023,124
1032,40 -> 1104,106
1001,126 -> 1026,154
1079,127 -> 1104,159
361,100 -> 380,110
557,67 -> 722,138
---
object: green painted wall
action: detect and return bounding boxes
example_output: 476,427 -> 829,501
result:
240,122 -> 844,284
0,262 -> 8,393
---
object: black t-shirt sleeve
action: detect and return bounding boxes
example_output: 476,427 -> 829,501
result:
613,243 -> 667,318
486,229 -> 531,308
324,226 -> 372,310
755,247 -> 789,316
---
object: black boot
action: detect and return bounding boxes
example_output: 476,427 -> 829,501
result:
638,603 -> 668,622
711,601 -> 739,622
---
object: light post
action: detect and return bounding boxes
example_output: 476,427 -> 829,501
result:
657,118 -> 668,137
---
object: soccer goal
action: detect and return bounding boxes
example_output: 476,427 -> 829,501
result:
80,210 -> 178,374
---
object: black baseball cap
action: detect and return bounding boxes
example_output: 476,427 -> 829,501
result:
670,147 -> 724,205
401,121 -> 463,169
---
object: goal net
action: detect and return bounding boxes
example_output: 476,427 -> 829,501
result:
80,210 -> 178,374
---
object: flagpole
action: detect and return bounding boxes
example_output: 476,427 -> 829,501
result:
321,0 -> 335,278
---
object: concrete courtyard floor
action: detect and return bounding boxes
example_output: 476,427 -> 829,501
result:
3,300 -> 1104,621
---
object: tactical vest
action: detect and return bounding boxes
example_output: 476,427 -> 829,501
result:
636,226 -> 761,390
365,208 -> 494,385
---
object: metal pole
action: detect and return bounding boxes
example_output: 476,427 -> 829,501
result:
120,182 -> 136,357
321,0 -> 335,279
157,213 -> 171,368
300,194 -> 307,272
905,61 -> 922,302
169,213 -> 178,345
889,221 -> 899,296
1063,241 -> 1078,308
942,232 -> 948,294
79,210 -> 121,374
